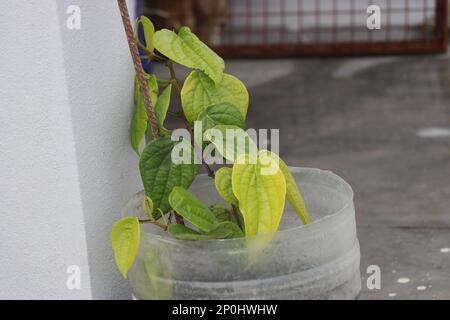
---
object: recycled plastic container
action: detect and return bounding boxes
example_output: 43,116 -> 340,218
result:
125,167 -> 361,300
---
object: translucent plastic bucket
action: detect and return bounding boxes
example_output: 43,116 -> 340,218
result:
124,167 -> 361,300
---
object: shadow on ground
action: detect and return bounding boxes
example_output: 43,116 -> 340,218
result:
160,53 -> 450,299
237,54 -> 450,299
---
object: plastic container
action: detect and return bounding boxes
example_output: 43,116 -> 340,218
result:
124,167 -> 361,300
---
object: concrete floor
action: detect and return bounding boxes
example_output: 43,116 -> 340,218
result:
159,52 -> 450,299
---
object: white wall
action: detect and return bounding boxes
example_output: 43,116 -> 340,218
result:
0,0 -> 139,299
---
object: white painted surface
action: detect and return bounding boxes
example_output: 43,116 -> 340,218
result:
0,0 -> 139,299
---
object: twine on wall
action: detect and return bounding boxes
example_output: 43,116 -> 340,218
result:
117,0 -> 160,138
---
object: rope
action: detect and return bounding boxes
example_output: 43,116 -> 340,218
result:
117,0 -> 159,138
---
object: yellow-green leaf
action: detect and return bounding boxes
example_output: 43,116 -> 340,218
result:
136,16 -> 155,52
154,27 -> 224,85
265,152 -> 310,224
131,74 -> 158,155
155,84 -> 172,136
214,167 -> 238,205
204,125 -> 258,162
111,216 -> 140,278
181,71 -> 249,123
232,151 -> 287,237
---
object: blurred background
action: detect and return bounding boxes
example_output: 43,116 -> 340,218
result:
141,0 -> 450,299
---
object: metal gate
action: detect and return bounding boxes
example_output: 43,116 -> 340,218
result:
212,0 -> 448,57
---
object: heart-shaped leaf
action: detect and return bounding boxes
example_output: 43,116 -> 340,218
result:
232,151 -> 287,237
154,27 -> 224,85
195,103 -> 245,148
168,186 -> 219,232
204,125 -> 258,162
181,70 -> 248,123
214,167 -> 238,205
200,103 -> 245,129
111,216 -> 140,278
140,137 -> 197,214
131,74 -> 158,155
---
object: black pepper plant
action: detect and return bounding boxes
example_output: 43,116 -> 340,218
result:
111,17 -> 310,278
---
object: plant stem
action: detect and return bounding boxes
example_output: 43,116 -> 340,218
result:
166,61 -> 182,92
174,214 -> 185,225
136,41 -> 167,62
138,219 -> 168,231
163,60 -> 216,179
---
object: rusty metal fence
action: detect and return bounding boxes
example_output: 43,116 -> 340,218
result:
212,0 -> 448,57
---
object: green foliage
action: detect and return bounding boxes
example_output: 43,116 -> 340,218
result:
209,221 -> 244,239
140,137 -> 197,214
154,28 -> 224,85
135,16 -> 155,52
155,84 -> 172,136
168,224 -> 214,240
205,125 -> 258,162
111,216 -> 140,278
181,71 -> 248,124
232,151 -> 287,237
131,74 -> 158,155
168,186 -> 219,232
200,103 -> 245,129
214,167 -> 238,205
266,152 -> 310,224
209,204 -> 233,223
115,17 -> 311,276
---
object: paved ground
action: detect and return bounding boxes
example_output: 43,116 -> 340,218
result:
158,52 -> 450,299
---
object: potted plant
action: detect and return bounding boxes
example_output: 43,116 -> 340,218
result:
112,10 -> 361,300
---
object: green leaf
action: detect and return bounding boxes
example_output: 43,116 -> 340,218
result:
168,221 -> 243,240
146,74 -> 159,108
131,74 -> 159,155
207,221 -> 244,239
130,97 -> 148,155
168,186 -> 219,232
154,27 -> 224,85
232,151 -> 287,237
204,125 -> 258,162
140,137 -> 197,213
136,16 -> 155,52
209,204 -> 232,223
214,167 -> 238,205
155,84 -> 172,136
265,152 -> 310,224
168,224 -> 215,240
111,216 -> 140,278
181,71 -> 249,123
200,103 -> 245,130
195,103 -> 245,146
